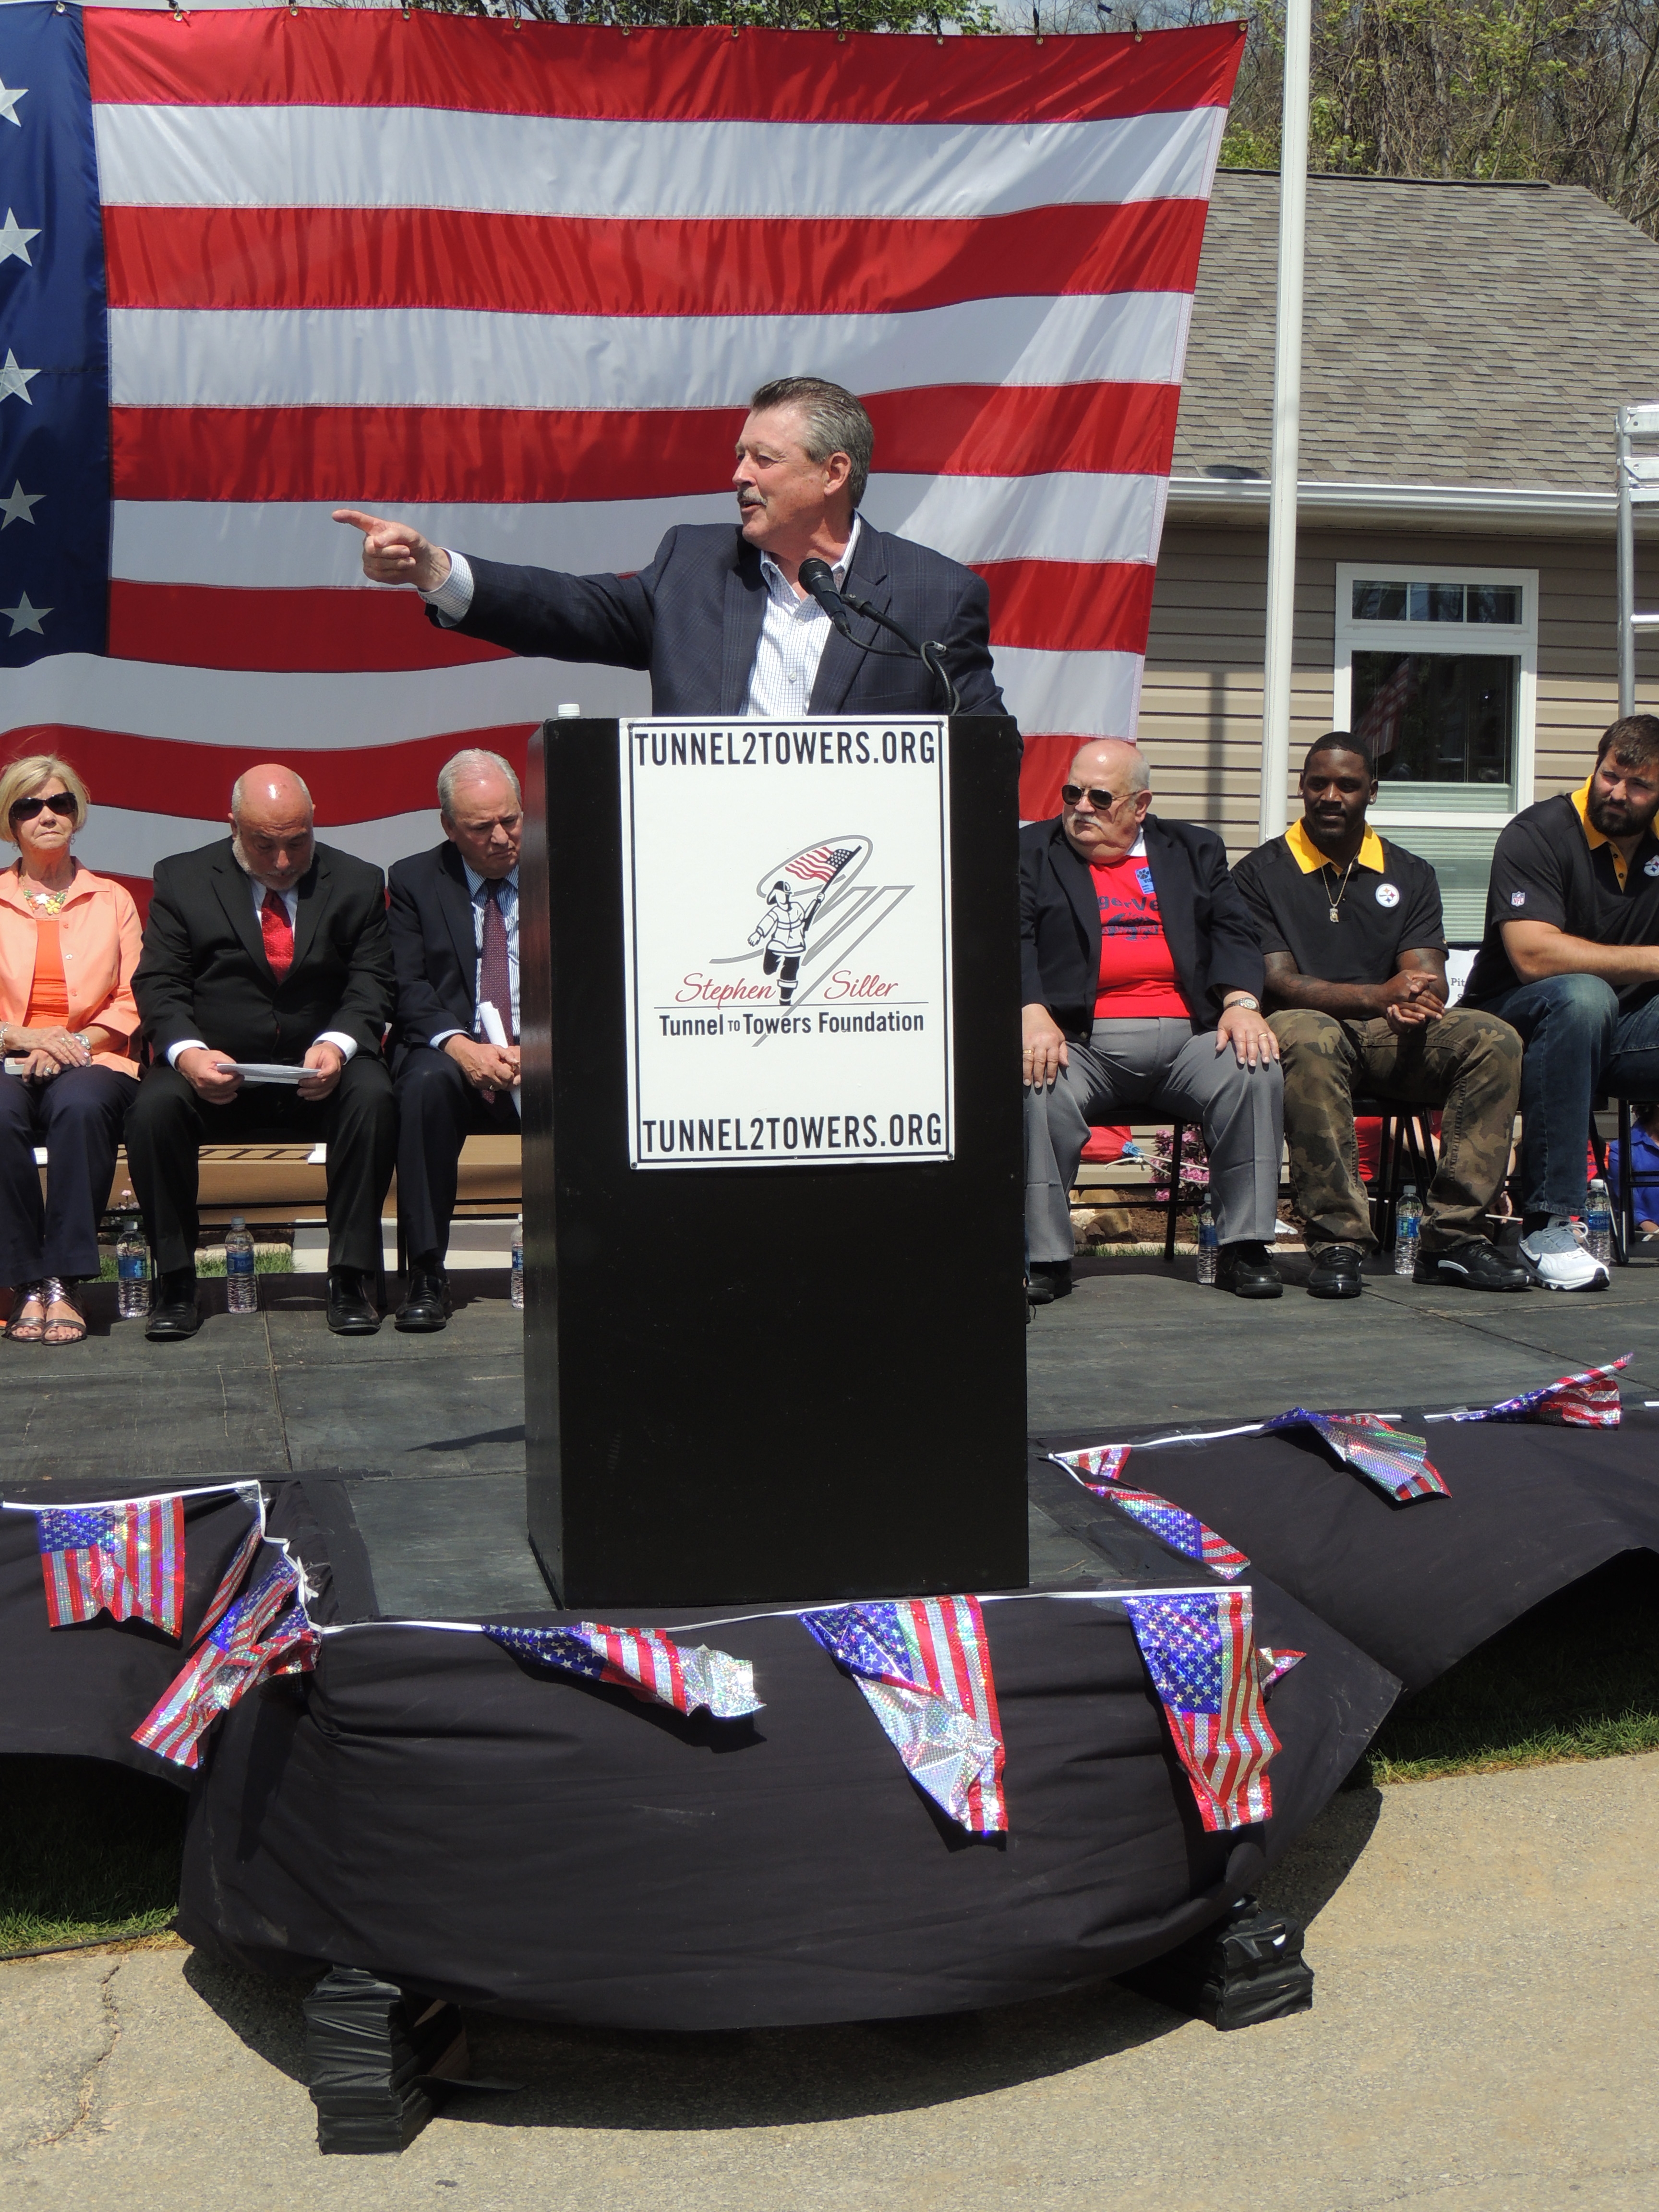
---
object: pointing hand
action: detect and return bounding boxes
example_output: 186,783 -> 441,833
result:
332,510 -> 451,593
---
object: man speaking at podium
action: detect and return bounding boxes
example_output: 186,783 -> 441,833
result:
335,377 -> 1008,721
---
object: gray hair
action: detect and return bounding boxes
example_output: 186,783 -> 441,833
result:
749,376 -> 874,509
437,748 -> 522,819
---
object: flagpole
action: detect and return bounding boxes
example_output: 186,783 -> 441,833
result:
1258,0 -> 1313,842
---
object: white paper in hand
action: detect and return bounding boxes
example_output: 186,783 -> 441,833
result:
226,1063 -> 307,1085
478,1003 -> 522,1119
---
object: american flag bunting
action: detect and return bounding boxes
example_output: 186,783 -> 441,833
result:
1264,1408 -> 1449,1503
1257,1646 -> 1305,1694
1050,1445 -> 1249,1578
802,1595 -> 1006,1833
132,1551 -> 317,1770
1452,1355 -> 1630,1429
483,1622 -> 762,1720
1122,1588 -> 1279,1832
33,1496 -> 184,1635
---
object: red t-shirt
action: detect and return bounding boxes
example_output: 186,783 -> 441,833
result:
1092,851 -> 1190,1020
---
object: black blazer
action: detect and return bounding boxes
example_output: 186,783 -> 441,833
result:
1019,813 -> 1265,1039
133,840 -> 394,1065
387,842 -> 481,1070
435,520 -> 1010,723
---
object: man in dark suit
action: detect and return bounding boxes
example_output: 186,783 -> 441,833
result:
127,765 -> 397,1340
1022,741 -> 1285,1302
333,376 -> 1007,723
386,748 -> 524,1333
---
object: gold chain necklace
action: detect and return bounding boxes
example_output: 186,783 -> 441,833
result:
1320,859 -> 1356,924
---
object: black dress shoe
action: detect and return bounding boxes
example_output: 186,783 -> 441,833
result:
1215,1240 -> 1284,1299
1415,1241 -> 1532,1292
145,1268 -> 202,1341
1027,1261 -> 1072,1306
395,1266 -> 451,1333
326,1266 -> 381,1335
1307,1244 -> 1365,1299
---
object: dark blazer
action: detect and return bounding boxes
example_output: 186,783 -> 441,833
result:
1020,813 -> 1265,1039
133,840 -> 395,1064
386,842 -> 480,1070
435,521 -> 1010,722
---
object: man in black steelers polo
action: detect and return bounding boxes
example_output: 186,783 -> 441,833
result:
1462,712 -> 1659,1291
1233,734 -> 1527,1299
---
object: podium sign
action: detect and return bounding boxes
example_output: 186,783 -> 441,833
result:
521,714 -> 1027,1609
619,717 -> 953,1170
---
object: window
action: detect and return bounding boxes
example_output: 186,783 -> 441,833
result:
1334,563 -> 1537,940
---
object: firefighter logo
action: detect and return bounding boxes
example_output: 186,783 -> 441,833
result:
746,841 -> 865,1005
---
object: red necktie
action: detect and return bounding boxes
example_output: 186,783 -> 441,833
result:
478,880 -> 516,1042
261,888 -> 294,980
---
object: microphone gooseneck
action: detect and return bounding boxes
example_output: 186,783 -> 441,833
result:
797,557 -> 852,635
797,555 -> 962,715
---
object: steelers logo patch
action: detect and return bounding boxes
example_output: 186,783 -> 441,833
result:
1645,856 -> 1659,878
1375,882 -> 1400,908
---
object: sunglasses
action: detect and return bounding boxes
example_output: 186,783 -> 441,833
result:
10,793 -> 77,823
1060,784 -> 1130,810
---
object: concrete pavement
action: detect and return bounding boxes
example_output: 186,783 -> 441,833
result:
4,1751 -> 1655,2211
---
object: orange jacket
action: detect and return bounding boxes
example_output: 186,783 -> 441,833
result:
0,865 -> 143,1071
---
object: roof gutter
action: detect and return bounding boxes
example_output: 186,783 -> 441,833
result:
1166,475 -> 1642,534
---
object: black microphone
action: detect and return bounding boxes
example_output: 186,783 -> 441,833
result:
797,556 -> 854,636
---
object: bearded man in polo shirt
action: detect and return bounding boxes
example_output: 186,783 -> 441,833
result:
1234,735 -> 1527,1299
1022,739 -> 1285,1302
1462,712 -> 1659,1291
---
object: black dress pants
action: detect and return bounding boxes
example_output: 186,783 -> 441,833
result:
0,1064 -> 139,1284
395,1046 -> 520,1266
125,1057 -> 397,1275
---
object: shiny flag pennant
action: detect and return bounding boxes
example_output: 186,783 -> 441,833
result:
1047,1443 -> 1131,1485
803,1596 -> 1007,1834
1257,1647 -> 1306,1694
33,1496 -> 185,1636
483,1623 -> 762,1720
1451,1354 -> 1630,1429
133,1552 -> 317,1770
1122,1589 -> 1279,1832
194,1482 -> 269,1642
1263,1409 -> 1449,1503
1051,1447 -> 1249,1579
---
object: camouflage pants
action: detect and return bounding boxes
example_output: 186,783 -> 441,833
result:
1270,1007 -> 1523,1255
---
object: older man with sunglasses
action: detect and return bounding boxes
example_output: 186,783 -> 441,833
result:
1022,740 -> 1285,1301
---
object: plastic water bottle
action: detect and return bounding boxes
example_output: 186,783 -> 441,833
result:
1586,1178 -> 1613,1265
225,1216 -> 258,1315
1196,1203 -> 1219,1286
511,1214 -> 525,1310
115,1188 -> 150,1320
1394,1185 -> 1422,1276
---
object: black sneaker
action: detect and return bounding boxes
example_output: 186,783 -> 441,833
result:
1215,1241 -> 1283,1299
1306,1245 -> 1364,1299
1414,1241 -> 1532,1292
1027,1261 -> 1072,1306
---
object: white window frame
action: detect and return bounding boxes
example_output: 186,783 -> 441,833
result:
1332,560 -> 1538,828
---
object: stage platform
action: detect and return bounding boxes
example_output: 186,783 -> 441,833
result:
4,1252 -> 1658,1617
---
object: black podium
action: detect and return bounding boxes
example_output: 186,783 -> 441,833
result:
520,714 -> 1027,1606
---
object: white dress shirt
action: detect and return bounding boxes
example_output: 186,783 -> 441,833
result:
421,520 -> 864,718
166,873 -> 359,1069
429,862 -> 519,1049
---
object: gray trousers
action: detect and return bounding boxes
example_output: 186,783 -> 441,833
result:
1024,1017 -> 1285,1263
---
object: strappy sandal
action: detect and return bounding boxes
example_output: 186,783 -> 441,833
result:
8,1282 -> 45,1343
40,1278 -> 87,1347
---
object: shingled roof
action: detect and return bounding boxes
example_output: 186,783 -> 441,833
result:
1173,170 -> 1659,497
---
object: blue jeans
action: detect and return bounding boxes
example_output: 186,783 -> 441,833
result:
1466,974 -> 1659,1215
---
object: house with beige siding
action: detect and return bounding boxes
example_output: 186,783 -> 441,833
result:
1140,170 -> 1659,939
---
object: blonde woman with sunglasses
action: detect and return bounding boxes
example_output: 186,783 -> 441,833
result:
0,757 -> 143,1346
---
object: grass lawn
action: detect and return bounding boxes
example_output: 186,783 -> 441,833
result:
3,1551 -> 1656,1954
1,1757 -> 186,1954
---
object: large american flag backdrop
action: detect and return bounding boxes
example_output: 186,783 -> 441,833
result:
0,1 -> 1242,901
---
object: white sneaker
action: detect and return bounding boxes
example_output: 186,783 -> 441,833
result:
1517,1218 -> 1610,1292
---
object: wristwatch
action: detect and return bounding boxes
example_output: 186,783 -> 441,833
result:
1223,994 -> 1261,1013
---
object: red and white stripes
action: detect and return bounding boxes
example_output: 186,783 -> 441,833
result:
24,9 -> 1242,889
